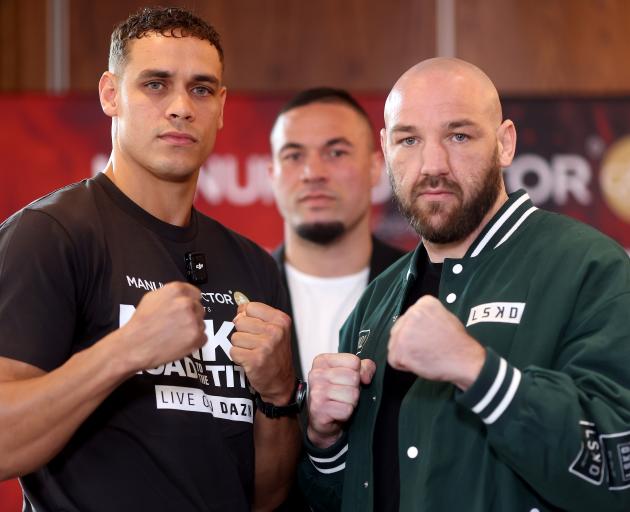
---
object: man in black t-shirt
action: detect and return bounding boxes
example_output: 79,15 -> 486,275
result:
0,7 -> 300,512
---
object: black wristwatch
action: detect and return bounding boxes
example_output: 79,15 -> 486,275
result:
254,379 -> 307,419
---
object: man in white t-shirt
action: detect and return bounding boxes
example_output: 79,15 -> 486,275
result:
269,88 -> 405,379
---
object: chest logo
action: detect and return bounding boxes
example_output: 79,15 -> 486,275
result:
356,329 -> 371,354
466,302 -> 526,327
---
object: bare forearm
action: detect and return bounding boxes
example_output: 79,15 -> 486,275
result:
0,332 -> 134,479
253,411 -> 301,511
0,282 -> 207,480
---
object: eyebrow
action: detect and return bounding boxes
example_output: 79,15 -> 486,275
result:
324,137 -> 353,147
137,69 -> 220,86
390,124 -> 417,134
278,137 -> 353,154
390,119 -> 479,134
278,142 -> 304,153
446,119 -> 478,130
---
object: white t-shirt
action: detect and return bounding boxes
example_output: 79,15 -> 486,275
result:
285,263 -> 370,378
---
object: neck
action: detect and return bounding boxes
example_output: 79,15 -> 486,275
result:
284,216 -> 372,277
424,190 -> 509,263
103,155 -> 198,227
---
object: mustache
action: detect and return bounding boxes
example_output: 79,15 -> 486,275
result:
411,176 -> 463,197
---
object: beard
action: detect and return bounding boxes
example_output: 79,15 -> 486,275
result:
295,221 -> 345,245
388,150 -> 503,244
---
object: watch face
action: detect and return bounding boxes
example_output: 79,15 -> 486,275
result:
295,379 -> 307,410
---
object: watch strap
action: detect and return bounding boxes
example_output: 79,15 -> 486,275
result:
255,379 -> 307,418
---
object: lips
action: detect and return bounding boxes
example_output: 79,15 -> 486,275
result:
297,190 -> 335,202
158,131 -> 197,145
413,177 -> 462,200
419,188 -> 453,196
296,192 -> 337,211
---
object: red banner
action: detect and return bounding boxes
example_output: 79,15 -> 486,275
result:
0,94 -> 401,251
2,94 -> 630,252
1,93 -> 630,508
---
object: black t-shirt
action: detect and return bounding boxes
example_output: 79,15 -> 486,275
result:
0,173 -> 289,512
372,256 -> 442,512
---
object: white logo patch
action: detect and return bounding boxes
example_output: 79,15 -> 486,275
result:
356,330 -> 371,354
466,302 -> 525,327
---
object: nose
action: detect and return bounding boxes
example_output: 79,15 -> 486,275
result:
167,90 -> 194,122
301,154 -> 328,182
420,139 -> 449,177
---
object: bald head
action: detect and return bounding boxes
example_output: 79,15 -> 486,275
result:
379,57 -> 517,251
384,57 -> 502,129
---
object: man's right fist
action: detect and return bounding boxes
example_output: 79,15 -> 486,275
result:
307,353 -> 376,449
119,281 -> 207,372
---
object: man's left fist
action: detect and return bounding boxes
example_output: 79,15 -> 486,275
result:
231,302 -> 295,404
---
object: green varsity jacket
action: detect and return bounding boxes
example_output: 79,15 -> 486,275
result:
299,190 -> 630,511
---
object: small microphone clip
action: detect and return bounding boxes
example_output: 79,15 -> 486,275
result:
185,251 -> 208,285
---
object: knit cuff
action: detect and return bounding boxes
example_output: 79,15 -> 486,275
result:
456,347 -> 522,425
304,431 -> 349,475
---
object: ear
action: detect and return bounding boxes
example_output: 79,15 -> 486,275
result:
267,156 -> 279,188
379,127 -> 387,156
99,72 -> 118,118
368,149 -> 384,187
496,119 -> 517,167
216,86 -> 228,130
267,153 -> 283,197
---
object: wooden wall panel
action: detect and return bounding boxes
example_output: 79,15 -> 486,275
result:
457,0 -> 630,94
69,0 -> 435,92
4,0 -> 630,94
204,0 -> 435,92
0,0 -> 47,91
69,0 -> 187,90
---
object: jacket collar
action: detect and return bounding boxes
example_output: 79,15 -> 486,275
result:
405,189 -> 537,282
466,189 -> 537,258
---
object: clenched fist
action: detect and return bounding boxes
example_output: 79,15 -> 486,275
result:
307,353 -> 376,449
231,302 -> 294,404
388,295 -> 485,390
119,281 -> 207,372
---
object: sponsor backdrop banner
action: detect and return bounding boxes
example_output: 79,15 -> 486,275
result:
2,94 -> 630,252
1,93 -> 630,508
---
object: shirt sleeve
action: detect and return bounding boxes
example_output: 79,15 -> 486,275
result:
457,245 -> 630,511
0,209 -> 78,371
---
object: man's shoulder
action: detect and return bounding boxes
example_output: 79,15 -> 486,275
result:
370,236 -> 407,280
363,249 -> 413,300
525,208 -> 628,261
2,177 -> 101,236
270,243 -> 284,267
28,176 -> 95,210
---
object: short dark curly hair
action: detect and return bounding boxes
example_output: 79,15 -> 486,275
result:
109,6 -> 224,73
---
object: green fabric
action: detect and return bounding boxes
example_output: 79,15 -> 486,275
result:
299,190 -> 630,512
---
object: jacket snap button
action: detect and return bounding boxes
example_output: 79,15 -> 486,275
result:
363,481 -> 369,488
452,264 -> 463,274
407,446 -> 419,459
446,293 -> 457,303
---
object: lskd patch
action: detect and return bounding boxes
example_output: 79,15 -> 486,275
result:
569,420 -> 630,490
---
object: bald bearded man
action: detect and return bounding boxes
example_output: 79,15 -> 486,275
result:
299,58 -> 630,511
